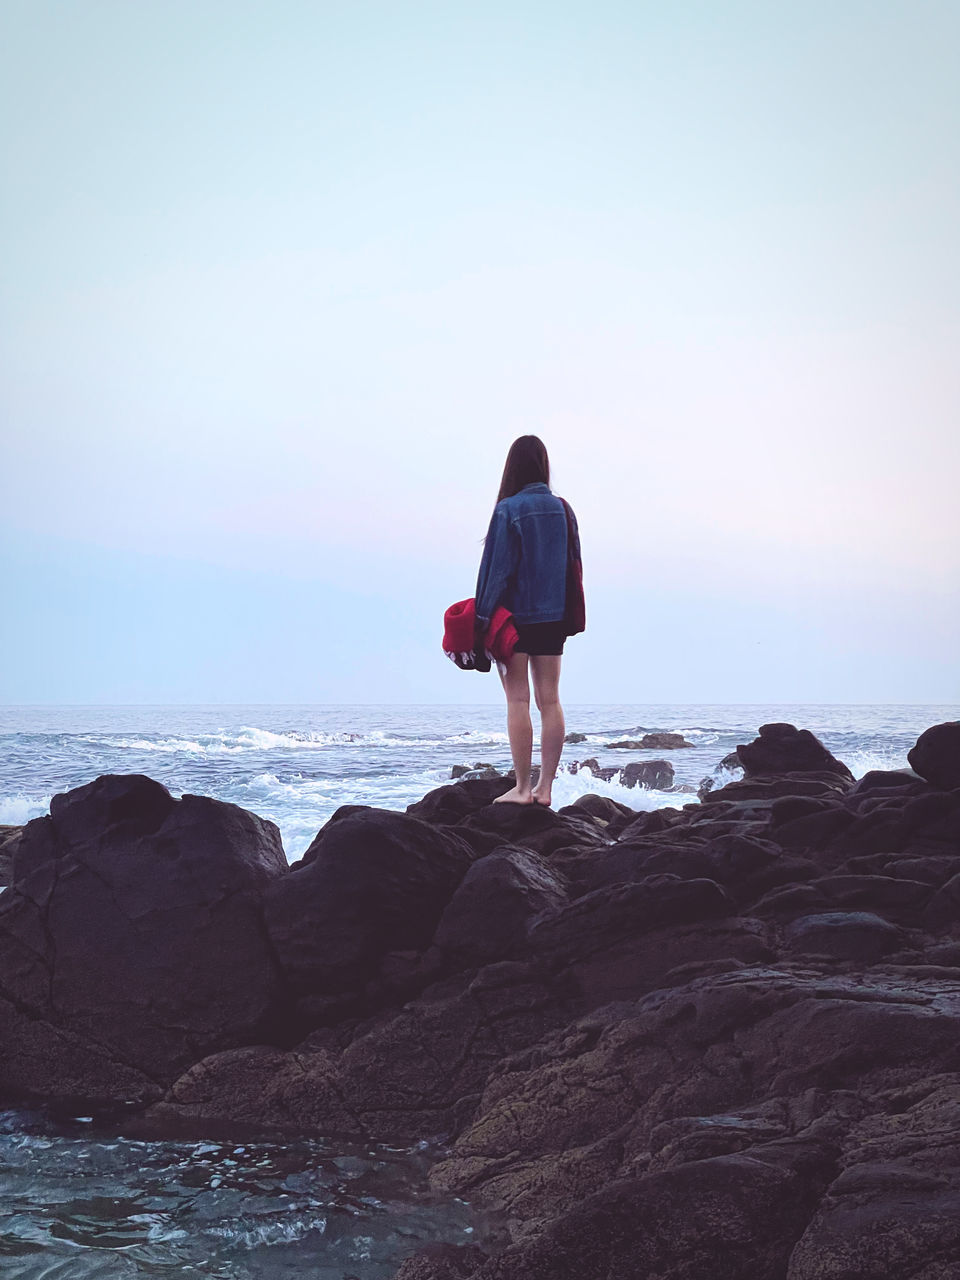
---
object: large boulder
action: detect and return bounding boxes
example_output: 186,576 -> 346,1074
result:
0,774 -> 288,1091
433,847 -> 567,968
908,721 -> 960,790
737,724 -> 854,782
263,808 -> 475,995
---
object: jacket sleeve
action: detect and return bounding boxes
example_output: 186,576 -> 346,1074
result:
475,503 -> 519,627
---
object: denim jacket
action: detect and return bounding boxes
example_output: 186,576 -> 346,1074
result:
475,483 -> 580,627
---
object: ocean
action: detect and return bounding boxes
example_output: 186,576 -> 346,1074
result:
0,701 -> 956,1277
2,702 -> 954,863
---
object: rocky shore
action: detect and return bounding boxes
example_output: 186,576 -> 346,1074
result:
1,720 -> 959,1278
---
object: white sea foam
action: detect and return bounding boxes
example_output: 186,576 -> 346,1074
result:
843,748 -> 909,779
92,725 -> 511,755
0,794 -> 51,825
548,765 -> 693,813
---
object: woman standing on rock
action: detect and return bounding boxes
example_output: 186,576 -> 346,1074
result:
475,435 -> 584,807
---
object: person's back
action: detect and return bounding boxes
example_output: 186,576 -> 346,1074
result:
476,481 -> 571,628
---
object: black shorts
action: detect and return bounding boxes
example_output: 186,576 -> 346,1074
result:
514,621 -> 566,656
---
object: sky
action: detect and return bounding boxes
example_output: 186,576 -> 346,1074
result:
2,0 -> 958,704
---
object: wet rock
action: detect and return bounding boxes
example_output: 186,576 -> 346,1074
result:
0,774 -> 288,1090
263,808 -> 475,995
561,794 -> 635,825
155,961 -> 575,1145
407,778 -> 515,825
0,826 -> 20,887
475,1142 -> 835,1280
784,912 -> 901,961
563,732 -> 588,744
571,757 -> 618,782
908,721 -> 960,791
528,876 -> 735,969
788,1078 -> 960,1279
433,847 -> 567,967
458,803 -> 607,858
848,768 -> 925,797
620,759 -> 674,790
737,724 -> 855,782
616,808 -> 684,841
450,763 -> 502,781
607,733 -> 694,750
433,967 -> 960,1245
394,1244 -> 489,1279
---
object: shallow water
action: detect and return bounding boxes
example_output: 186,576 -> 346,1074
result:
0,1109 -> 477,1278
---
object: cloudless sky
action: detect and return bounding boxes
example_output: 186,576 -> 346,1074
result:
2,0 -> 958,703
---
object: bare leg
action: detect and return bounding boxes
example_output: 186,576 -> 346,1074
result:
493,651 -> 535,804
530,654 -> 564,807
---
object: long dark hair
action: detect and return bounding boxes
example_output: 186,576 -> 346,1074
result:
497,435 -> 550,502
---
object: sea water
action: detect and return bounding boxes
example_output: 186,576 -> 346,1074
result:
0,702 -> 956,1276
2,703 -> 954,862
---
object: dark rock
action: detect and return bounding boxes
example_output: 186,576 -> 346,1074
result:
640,732 -> 695,749
433,966 -> 960,1266
768,806 -> 857,852
816,874 -> 932,922
923,871 -> 960,930
616,808 -> 684,841
571,757 -> 619,782
0,826 -> 21,887
475,1145 -> 833,1280
459,804 -> 607,858
263,808 -> 475,995
0,774 -> 288,1092
737,724 -> 855,782
789,1079 -> 960,1280
563,732 -> 588,744
562,794 -> 635,825
155,961 -> 575,1144
698,751 -> 745,801
529,876 -> 735,967
908,721 -> 960,790
849,767 -> 925,796
703,771 -> 851,805
620,759 -> 674,790
607,733 -> 694,750
433,847 -> 566,967
394,1244 -> 488,1279
751,883 -> 828,921
406,778 -> 515,825
785,912 -> 901,961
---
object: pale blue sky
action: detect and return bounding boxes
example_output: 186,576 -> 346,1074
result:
2,1 -> 958,702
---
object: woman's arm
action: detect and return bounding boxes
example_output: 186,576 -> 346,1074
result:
475,503 -> 519,627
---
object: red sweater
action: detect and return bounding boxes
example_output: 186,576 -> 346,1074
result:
443,599 -> 518,670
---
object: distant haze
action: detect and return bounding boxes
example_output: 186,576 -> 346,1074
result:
2,1 -> 957,704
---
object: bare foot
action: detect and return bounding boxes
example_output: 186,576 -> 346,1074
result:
532,790 -> 553,808
493,785 -> 535,805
